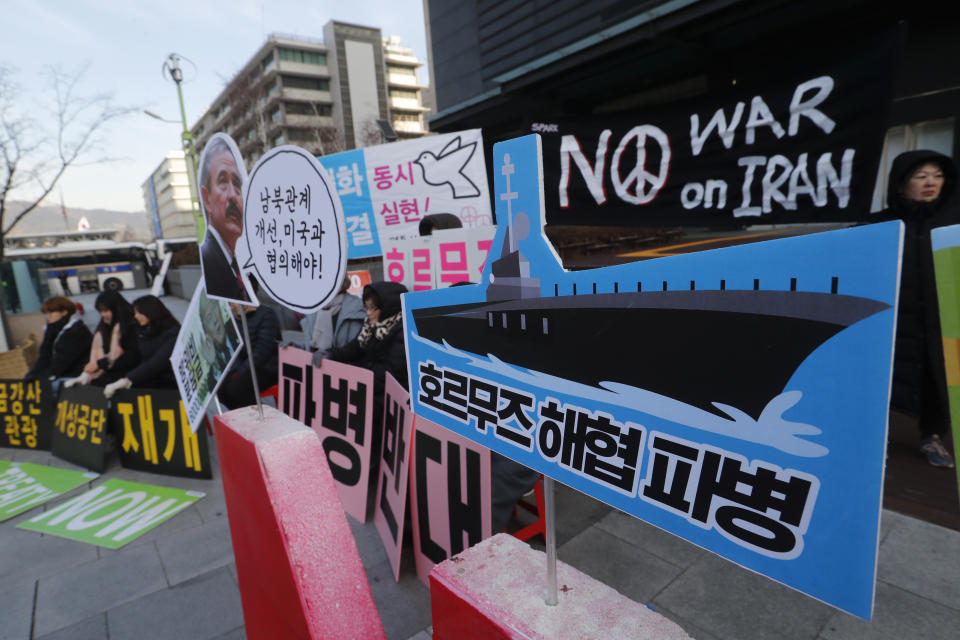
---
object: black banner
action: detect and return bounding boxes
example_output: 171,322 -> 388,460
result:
52,386 -> 108,472
532,32 -> 899,228
111,389 -> 212,479
0,379 -> 54,450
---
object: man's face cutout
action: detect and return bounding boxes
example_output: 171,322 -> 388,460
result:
202,149 -> 244,252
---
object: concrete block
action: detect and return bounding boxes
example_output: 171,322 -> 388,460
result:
215,406 -> 384,640
819,581 -> 960,639
0,578 -> 35,640
106,567 -> 242,640
430,533 -> 690,639
653,552 -> 834,640
877,513 -> 960,610
155,516 -> 234,586
559,527 -> 685,604
33,542 -> 167,637
35,613 -> 107,640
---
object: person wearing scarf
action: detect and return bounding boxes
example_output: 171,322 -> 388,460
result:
103,295 -> 181,398
26,296 -> 91,383
65,291 -> 140,388
875,150 -> 957,468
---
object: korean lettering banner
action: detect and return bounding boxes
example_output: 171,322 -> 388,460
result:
172,283 -> 242,430
0,461 -> 97,522
382,226 -> 496,292
318,129 -> 494,259
18,478 -> 203,549
111,389 -> 212,479
532,32 -> 897,227
374,372 -> 415,582
931,224 -> 960,500
409,415 -> 492,586
51,386 -> 109,473
277,347 -> 375,522
402,134 -> 902,618
0,379 -> 54,450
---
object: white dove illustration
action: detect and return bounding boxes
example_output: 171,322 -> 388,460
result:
414,136 -> 481,199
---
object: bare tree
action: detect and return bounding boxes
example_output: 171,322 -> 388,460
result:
0,64 -> 135,259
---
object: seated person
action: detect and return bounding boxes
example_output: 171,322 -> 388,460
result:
26,296 -> 91,383
66,291 -> 140,388
217,303 -> 281,409
303,275 -> 366,366
104,296 -> 181,397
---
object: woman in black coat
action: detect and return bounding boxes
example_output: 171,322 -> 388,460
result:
875,149 -> 957,468
26,296 -> 91,382
66,291 -> 141,388
103,296 -> 181,398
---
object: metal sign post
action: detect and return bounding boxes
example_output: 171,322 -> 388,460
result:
237,308 -> 264,419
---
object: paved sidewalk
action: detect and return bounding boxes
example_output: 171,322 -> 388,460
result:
2,440 -> 958,639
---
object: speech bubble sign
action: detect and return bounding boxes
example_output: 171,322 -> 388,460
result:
240,145 -> 347,313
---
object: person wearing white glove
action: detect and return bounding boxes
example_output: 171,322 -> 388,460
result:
63,371 -> 91,388
103,377 -> 132,399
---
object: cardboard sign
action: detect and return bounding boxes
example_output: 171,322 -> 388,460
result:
374,372 -> 415,581
240,145 -> 348,313
277,347 -> 375,522
18,478 -> 202,549
409,415 -> 492,586
198,133 -> 256,304
402,134 -> 902,618
0,379 -> 54,450
318,129 -> 494,259
51,385 -> 109,473
382,226 -> 496,291
172,283 -> 242,430
0,461 -> 97,522
532,32 -> 898,227
931,224 -> 960,498
111,389 -> 212,479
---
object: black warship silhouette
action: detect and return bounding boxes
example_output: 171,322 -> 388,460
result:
411,162 -> 890,421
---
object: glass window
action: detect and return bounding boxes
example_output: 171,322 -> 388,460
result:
278,47 -> 326,66
281,75 -> 329,91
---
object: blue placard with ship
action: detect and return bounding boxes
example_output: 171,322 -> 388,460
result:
402,134 -> 902,619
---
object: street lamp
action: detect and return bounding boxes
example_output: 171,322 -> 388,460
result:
158,53 -> 204,242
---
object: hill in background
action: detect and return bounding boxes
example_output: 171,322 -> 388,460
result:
4,200 -> 152,241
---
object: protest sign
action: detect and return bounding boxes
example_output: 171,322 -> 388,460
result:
346,269 -> 372,297
51,385 -> 109,472
0,379 -> 54,450
382,226 -> 496,292
374,372 -> 415,581
318,129 -> 493,259
533,33 -> 897,228
0,461 -> 97,522
402,134 -> 901,618
277,347 -> 375,521
240,145 -> 348,313
18,478 -> 203,549
409,415 -> 492,586
198,133 -> 255,304
112,388 -> 211,479
172,283 -> 242,431
932,224 -> 960,498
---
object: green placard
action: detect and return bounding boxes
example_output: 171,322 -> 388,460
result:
932,224 -> 960,498
0,461 -> 97,521
17,478 -> 203,549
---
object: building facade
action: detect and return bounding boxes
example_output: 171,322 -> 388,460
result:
141,150 -> 196,240
383,35 -> 429,139
424,0 -> 960,218
190,21 -> 428,171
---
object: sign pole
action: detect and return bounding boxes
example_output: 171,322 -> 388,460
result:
543,476 -> 558,606
237,308 -> 264,419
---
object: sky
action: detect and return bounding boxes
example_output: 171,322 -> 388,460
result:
0,0 -> 430,214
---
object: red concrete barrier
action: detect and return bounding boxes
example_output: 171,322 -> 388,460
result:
216,406 -> 385,639
430,534 -> 690,640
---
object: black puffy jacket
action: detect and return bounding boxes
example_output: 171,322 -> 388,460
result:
875,150 -> 958,417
